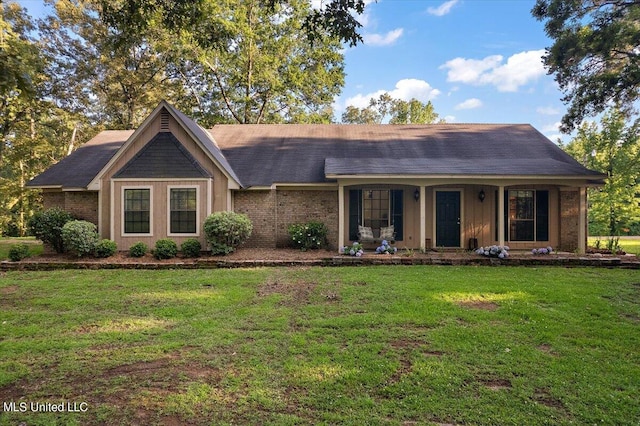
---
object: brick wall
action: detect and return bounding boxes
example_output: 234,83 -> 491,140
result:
559,190 -> 579,252
233,189 -> 339,249
233,190 -> 277,248
42,191 -> 99,226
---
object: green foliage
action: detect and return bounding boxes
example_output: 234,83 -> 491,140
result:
153,239 -> 178,260
341,93 -> 443,124
8,243 -> 30,261
203,212 -> 253,255
94,239 -> 117,258
129,242 -> 148,258
61,220 -> 99,257
288,221 -> 328,251
532,0 -> 640,133
27,208 -> 75,253
562,108 -> 640,235
181,238 -> 202,258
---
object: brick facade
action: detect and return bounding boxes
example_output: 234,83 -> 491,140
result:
42,191 -> 99,226
234,189 -> 339,249
559,189 -> 579,252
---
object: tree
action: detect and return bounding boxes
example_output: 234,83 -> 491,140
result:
99,0 -> 367,49
190,0 -> 345,124
562,108 -> 640,235
341,95 -> 443,124
532,0 -> 640,133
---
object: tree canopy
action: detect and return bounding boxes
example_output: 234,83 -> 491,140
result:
341,94 -> 443,124
532,0 -> 640,133
562,108 -> 640,235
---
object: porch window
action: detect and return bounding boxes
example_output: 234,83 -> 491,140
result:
496,189 -> 549,242
348,189 -> 403,241
124,188 -> 151,234
169,187 -> 197,234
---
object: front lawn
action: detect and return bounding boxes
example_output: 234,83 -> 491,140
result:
0,267 -> 638,425
0,237 -> 43,260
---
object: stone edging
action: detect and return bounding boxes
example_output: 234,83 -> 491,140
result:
1,256 -> 639,270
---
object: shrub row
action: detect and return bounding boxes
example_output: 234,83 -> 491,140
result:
23,209 -> 256,259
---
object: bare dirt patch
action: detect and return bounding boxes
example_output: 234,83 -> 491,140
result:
458,301 -> 500,311
480,378 -> 512,391
533,388 -> 565,409
0,284 -> 18,294
257,273 -> 318,306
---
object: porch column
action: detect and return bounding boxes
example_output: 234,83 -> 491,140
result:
338,183 -> 345,250
498,186 -> 505,246
419,185 -> 426,251
578,186 -> 587,254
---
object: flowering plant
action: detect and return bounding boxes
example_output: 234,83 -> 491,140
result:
376,240 -> 398,255
476,245 -> 510,259
532,246 -> 553,255
340,242 -> 364,257
288,221 -> 328,251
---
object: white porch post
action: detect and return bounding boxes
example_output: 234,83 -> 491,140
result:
419,185 -> 426,251
498,186 -> 505,246
338,183 -> 345,250
578,186 -> 587,254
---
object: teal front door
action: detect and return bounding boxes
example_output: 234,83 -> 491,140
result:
436,191 -> 461,247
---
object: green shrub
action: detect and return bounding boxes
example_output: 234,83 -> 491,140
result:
8,244 -> 30,261
27,208 -> 74,253
181,238 -> 202,258
129,242 -> 148,258
154,239 -> 178,260
61,220 -> 99,257
203,212 -> 253,255
288,221 -> 328,251
94,239 -> 117,258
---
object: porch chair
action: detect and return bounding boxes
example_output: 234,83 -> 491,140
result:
358,225 -> 396,245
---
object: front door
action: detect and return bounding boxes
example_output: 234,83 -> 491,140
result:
436,191 -> 461,247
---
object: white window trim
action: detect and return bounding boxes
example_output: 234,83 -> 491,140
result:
167,185 -> 200,237
121,186 -> 153,237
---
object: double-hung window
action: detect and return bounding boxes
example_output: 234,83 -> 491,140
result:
169,187 -> 198,234
124,188 -> 151,234
497,189 -> 549,242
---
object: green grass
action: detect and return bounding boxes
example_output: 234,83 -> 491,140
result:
0,237 -> 43,260
588,236 -> 640,255
0,267 -> 638,425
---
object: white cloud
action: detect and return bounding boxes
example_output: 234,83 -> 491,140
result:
537,106 -> 560,115
542,121 -> 562,133
345,79 -> 441,108
444,115 -> 456,122
455,98 -> 483,110
427,0 -> 459,16
363,28 -> 404,46
440,50 -> 546,92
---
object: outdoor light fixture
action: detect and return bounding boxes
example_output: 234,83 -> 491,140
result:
478,189 -> 485,203
414,188 -> 420,202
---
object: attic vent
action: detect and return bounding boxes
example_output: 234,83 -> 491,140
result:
160,110 -> 170,131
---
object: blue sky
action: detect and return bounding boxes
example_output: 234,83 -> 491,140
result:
336,0 -> 567,141
17,0 -> 568,142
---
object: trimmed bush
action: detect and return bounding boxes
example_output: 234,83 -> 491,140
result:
129,242 -> 148,258
288,221 -> 328,251
203,212 -> 253,255
181,238 -> 202,258
27,208 -> 74,253
8,244 -> 30,261
61,220 -> 99,257
94,239 -> 117,258
154,238 -> 178,260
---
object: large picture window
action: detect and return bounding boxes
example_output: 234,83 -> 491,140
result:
124,188 -> 151,234
497,189 -> 549,242
348,189 -> 403,241
169,187 -> 197,234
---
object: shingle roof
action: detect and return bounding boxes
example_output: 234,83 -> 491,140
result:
28,121 -> 604,190
209,123 -> 604,186
113,132 -> 211,178
27,130 -> 132,188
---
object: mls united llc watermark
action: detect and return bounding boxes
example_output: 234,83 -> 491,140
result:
3,401 -> 88,413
